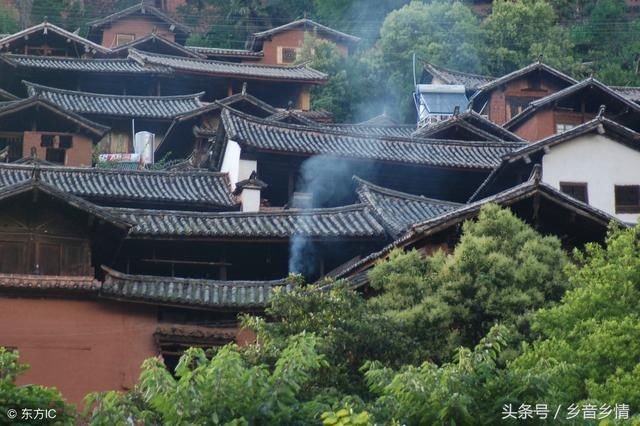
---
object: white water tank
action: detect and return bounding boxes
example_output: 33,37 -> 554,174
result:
134,131 -> 155,164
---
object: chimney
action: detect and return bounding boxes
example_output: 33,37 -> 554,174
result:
233,171 -> 267,212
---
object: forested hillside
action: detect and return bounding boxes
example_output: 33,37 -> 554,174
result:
2,0 -> 640,121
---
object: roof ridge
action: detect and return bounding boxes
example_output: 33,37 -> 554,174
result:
132,48 -> 320,71
24,80 -> 204,101
252,18 -> 360,42
87,2 -> 190,34
0,162 -> 229,177
223,107 -> 525,148
425,62 -> 494,80
354,176 -> 462,206
505,78 -> 640,129
0,21 -> 110,53
101,265 -> 286,285
108,203 -> 371,218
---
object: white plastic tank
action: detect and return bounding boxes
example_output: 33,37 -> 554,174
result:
134,131 -> 155,164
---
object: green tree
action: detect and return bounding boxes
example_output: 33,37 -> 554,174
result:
0,8 -> 19,34
512,224 -> 640,412
482,0 -> 578,76
0,347 -> 75,425
368,204 -> 569,362
571,0 -> 640,85
85,333 -> 329,425
376,0 -> 483,121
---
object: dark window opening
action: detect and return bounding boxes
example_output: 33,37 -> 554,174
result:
0,133 -> 23,162
615,185 -> 640,213
281,47 -> 297,64
560,182 -> 588,203
45,148 -> 66,164
506,96 -> 538,119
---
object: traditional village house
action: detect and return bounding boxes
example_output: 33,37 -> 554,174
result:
86,1 -> 191,48
469,61 -> 578,126
0,97 -> 108,166
243,18 -> 360,65
471,116 -> 640,223
334,166 -> 622,288
503,78 -> 640,141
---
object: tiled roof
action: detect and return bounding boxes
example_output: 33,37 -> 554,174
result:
326,116 -> 415,137
109,33 -> 204,58
266,109 -> 319,126
222,109 -> 524,169
505,117 -> 640,160
87,3 -> 191,37
108,204 -> 386,239
0,273 -> 100,292
102,266 -> 287,308
0,87 -> 18,101
129,49 -> 327,82
355,177 -> 462,237
0,21 -> 111,55
0,164 -> 236,209
412,111 -> 524,142
186,46 -> 263,58
612,86 -> 640,102
250,19 -> 360,45
25,81 -> 204,119
335,168 -> 621,282
423,62 -> 494,90
0,97 -> 109,137
472,62 -> 577,96
0,53 -> 173,74
504,78 -> 640,130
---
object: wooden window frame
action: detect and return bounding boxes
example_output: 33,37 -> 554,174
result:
615,185 -> 640,214
277,46 -> 300,64
559,181 -> 589,204
115,33 -> 136,47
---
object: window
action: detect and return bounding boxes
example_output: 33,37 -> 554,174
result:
556,123 -> 576,133
0,133 -> 23,162
506,96 -> 537,119
115,33 -> 135,47
615,185 -> 640,213
560,182 -> 589,203
278,47 -> 300,64
41,134 -> 71,165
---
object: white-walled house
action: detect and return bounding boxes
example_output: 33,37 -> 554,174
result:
476,117 -> 640,223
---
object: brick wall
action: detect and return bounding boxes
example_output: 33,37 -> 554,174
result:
23,131 -> 93,167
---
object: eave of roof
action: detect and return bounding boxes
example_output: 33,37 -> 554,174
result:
87,3 -> 191,36
186,46 -> 263,58
505,116 -> 640,161
0,53 -> 174,75
0,97 -> 109,137
423,62 -> 495,90
412,111 -> 525,142
221,108 -> 524,170
24,80 -> 205,120
504,78 -> 640,130
101,266 -> 288,309
109,33 -> 204,58
0,179 -> 132,230
107,203 -> 387,240
129,49 -> 328,83
0,163 -> 237,209
471,62 -> 577,100
355,176 -> 461,237
251,18 -> 359,43
335,170 -> 621,281
0,21 -> 111,55
0,87 -> 18,101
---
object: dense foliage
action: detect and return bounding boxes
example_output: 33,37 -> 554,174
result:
0,348 -> 74,425
82,205 -> 640,425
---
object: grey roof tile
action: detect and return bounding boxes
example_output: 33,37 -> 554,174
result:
108,204 -> 386,239
222,109 -> 524,169
423,62 -> 494,90
101,266 -> 287,308
129,49 -> 327,82
25,81 -> 204,119
355,177 -> 461,237
0,164 -> 236,208
0,53 -> 173,74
